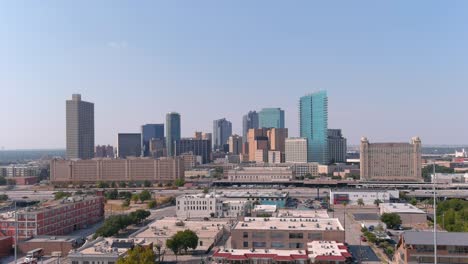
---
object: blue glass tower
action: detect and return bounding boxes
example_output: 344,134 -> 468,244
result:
258,108 -> 285,129
299,91 -> 328,164
166,112 -> 181,157
141,124 -> 164,157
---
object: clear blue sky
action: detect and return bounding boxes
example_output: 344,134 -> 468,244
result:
1,1 -> 467,149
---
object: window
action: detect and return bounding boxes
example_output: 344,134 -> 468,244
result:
252,232 -> 266,238
289,243 -> 303,249
289,233 -> 304,239
253,242 -> 267,248
271,233 -> 284,239
271,242 -> 285,248
200,241 -> 203,246
243,241 -> 248,247
308,233 -> 323,240
243,232 -> 248,238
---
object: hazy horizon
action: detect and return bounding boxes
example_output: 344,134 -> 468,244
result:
2,1 -> 468,149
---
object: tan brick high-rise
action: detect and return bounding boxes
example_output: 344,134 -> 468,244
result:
360,137 -> 422,182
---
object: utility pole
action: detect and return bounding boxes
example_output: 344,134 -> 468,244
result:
433,163 -> 437,264
14,201 -> 18,264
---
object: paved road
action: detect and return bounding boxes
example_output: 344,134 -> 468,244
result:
333,206 -> 382,264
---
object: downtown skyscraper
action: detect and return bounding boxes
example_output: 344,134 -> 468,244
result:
213,118 -> 232,151
242,111 -> 259,143
166,112 -> 181,157
258,108 -> 285,129
299,91 -> 328,164
66,94 -> 94,159
141,124 -> 164,157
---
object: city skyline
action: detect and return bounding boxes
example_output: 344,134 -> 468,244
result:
2,1 -> 468,149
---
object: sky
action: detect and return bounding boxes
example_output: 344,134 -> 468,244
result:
1,1 -> 468,149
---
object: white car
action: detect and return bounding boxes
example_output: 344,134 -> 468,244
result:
23,257 -> 37,263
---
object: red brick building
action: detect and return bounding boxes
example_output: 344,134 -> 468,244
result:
0,195 -> 104,242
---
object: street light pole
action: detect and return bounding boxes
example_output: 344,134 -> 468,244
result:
14,201 -> 18,264
433,163 -> 437,264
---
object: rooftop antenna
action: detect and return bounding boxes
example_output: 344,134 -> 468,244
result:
433,162 -> 437,264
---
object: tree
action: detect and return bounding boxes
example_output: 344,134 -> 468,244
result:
0,194 -> 8,201
97,181 -> 109,188
202,187 -> 209,194
410,197 -> 418,206
144,180 -> 152,187
105,189 -> 119,200
166,229 -> 199,258
131,194 -> 139,204
381,213 -> 402,229
175,179 -> 185,187
147,200 -> 157,209
54,191 -> 71,200
119,182 -> 127,188
111,181 -> 116,188
122,199 -> 130,207
117,245 -> 155,264
0,176 -> 6,185
374,199 -> 382,207
139,190 -> 152,202
357,198 -> 365,207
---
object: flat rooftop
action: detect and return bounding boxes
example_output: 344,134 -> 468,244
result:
277,209 -> 329,219
380,203 -> 425,214
213,248 -> 308,261
403,231 -> 468,246
253,205 -> 277,213
0,195 -> 102,222
331,189 -> 398,193
307,241 -> 351,262
72,238 -> 150,257
235,217 -> 343,231
134,217 -> 230,251
218,190 -> 288,198
24,235 -> 82,243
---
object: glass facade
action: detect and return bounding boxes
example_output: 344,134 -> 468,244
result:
258,108 -> 285,129
166,112 -> 181,156
242,111 -> 259,143
299,91 -> 328,164
141,124 -> 164,157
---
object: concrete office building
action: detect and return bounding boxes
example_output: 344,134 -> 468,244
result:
300,91 -> 328,164
174,138 -> 211,164
166,112 -> 181,157
149,138 -> 166,158
268,151 -> 282,164
228,135 -> 243,155
267,128 -> 288,159
50,157 -> 184,184
213,118 -> 232,151
329,189 -> 399,206
68,238 -> 151,264
242,111 -> 259,143
176,193 -> 249,219
291,163 -> 320,177
247,128 -> 269,162
134,217 -> 229,253
141,124 -> 164,157
95,145 -> 114,158
379,203 -> 426,226
259,108 -> 285,129
360,137 -> 422,182
227,167 -> 293,182
285,138 -> 308,163
66,94 -> 94,159
328,129 -> 347,163
231,217 -> 344,250
117,133 -> 141,158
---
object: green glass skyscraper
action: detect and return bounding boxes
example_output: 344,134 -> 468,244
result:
166,112 -> 181,157
299,91 -> 328,164
258,108 -> 285,129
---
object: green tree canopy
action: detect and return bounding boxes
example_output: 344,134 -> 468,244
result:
357,198 -> 364,207
174,179 -> 185,187
381,213 -> 402,229
116,245 -> 155,264
54,191 -> 72,200
139,190 -> 152,202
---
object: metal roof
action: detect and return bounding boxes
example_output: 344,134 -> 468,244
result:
404,231 -> 468,246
